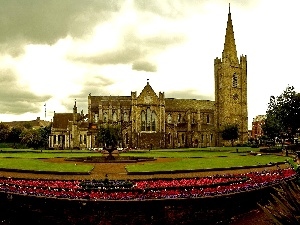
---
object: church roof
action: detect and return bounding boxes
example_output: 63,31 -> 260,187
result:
89,96 -> 132,109
52,113 -> 73,129
138,80 -> 158,98
165,98 -> 215,111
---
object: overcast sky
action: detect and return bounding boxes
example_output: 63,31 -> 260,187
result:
0,0 -> 299,130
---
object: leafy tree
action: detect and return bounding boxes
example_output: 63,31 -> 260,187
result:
7,126 -> 23,148
23,122 -> 32,130
0,123 -> 10,142
263,86 -> 300,143
97,125 -> 121,159
262,105 -> 281,142
221,124 -> 239,146
20,129 -> 41,149
40,125 -> 52,149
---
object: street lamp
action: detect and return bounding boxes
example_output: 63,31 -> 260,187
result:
67,128 -> 70,150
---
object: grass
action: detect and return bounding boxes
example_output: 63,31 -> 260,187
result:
0,151 -> 100,159
125,155 -> 290,172
0,147 -> 292,174
0,158 -> 93,173
121,147 -> 259,158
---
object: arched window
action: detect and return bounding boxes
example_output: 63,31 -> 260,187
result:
207,114 -> 210,124
178,114 -> 181,123
112,111 -> 117,122
167,114 -> 172,123
192,113 -> 195,124
103,112 -> 108,123
141,111 -> 146,131
146,108 -> 151,131
151,111 -> 156,131
123,112 -> 129,122
168,133 -> 172,145
141,108 -> 156,132
232,73 -> 238,88
92,113 -> 95,123
125,133 -> 129,145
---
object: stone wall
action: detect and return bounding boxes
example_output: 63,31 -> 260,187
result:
0,186 -> 274,225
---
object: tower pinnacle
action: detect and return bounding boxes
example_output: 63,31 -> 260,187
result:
73,99 -> 77,113
222,5 -> 238,63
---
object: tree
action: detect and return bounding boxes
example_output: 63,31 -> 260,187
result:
221,124 -> 239,146
262,103 -> 281,142
20,129 -> 42,149
23,122 -> 32,130
96,125 -> 121,159
7,126 -> 23,148
0,123 -> 10,142
263,85 -> 300,143
40,125 -> 52,149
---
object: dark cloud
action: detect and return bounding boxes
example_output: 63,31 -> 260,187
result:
74,46 -> 143,65
133,0 -> 258,17
230,0 -> 259,8
133,0 -> 205,18
66,75 -> 114,112
71,31 -> 185,65
132,61 -> 157,72
0,0 -> 123,54
137,33 -> 185,49
0,0 -> 258,56
0,69 -> 51,114
165,89 -> 214,101
80,76 -> 114,96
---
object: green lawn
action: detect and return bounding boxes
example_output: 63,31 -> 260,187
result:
0,151 -> 100,159
0,158 -> 93,173
125,155 -> 290,172
121,147 -> 260,158
0,147 -> 291,174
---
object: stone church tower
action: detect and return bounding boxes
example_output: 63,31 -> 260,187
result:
214,6 -> 248,146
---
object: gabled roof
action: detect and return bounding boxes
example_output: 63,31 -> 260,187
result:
52,113 -> 73,129
137,81 -> 159,104
139,81 -> 157,97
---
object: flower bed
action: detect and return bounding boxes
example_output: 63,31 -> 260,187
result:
0,168 -> 297,201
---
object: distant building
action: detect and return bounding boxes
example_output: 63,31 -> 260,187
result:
251,115 -> 266,139
49,7 -> 248,149
3,117 -> 51,130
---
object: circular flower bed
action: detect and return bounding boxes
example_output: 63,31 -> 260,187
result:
0,168 -> 297,201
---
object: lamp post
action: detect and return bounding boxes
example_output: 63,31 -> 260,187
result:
67,128 -> 71,150
137,132 -> 140,149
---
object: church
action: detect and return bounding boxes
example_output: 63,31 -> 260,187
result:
49,7 -> 248,150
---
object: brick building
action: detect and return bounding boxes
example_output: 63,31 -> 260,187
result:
49,7 -> 248,149
251,115 -> 266,140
